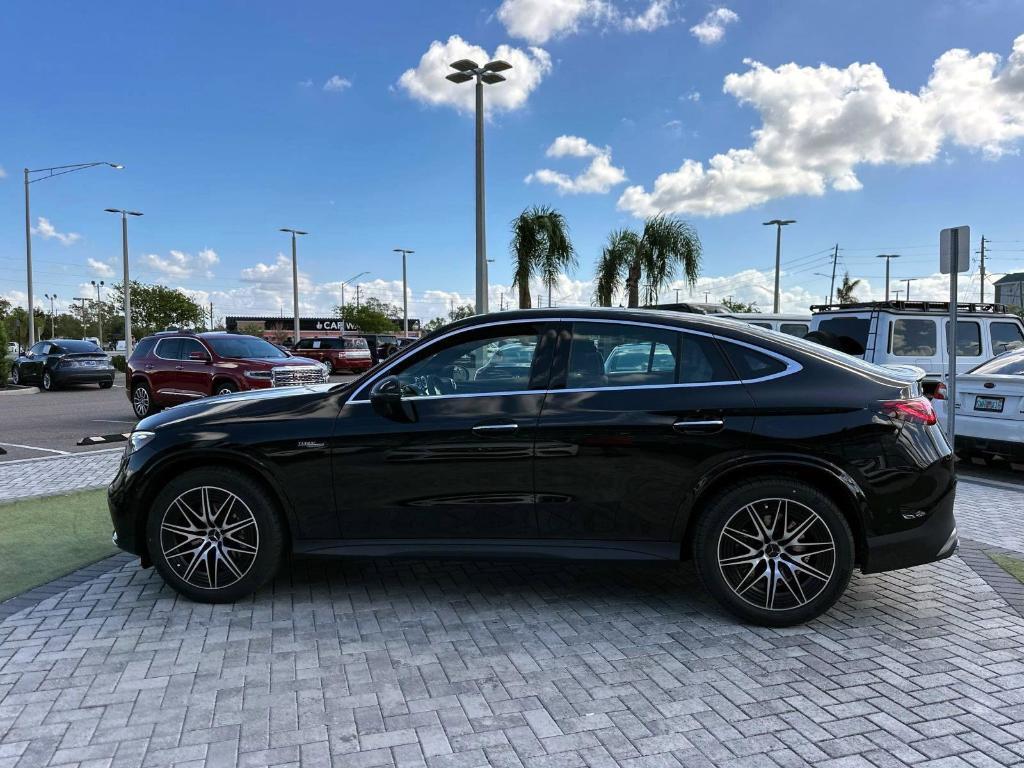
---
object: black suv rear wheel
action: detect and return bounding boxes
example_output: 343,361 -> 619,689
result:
694,478 -> 853,627
147,468 -> 284,603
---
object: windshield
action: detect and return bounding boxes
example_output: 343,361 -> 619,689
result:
205,336 -> 287,359
59,340 -> 103,353
968,350 -> 1024,376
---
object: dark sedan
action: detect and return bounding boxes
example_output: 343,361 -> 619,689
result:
108,308 -> 957,626
10,338 -> 115,391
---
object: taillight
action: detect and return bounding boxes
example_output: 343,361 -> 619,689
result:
881,397 -> 937,426
933,382 -> 947,400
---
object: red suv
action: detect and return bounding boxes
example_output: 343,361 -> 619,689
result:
292,336 -> 372,374
127,332 -> 328,418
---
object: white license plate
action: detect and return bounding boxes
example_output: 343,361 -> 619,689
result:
974,395 -> 1004,413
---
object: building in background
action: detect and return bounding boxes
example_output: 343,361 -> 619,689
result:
224,315 -> 421,345
995,273 -> 1024,309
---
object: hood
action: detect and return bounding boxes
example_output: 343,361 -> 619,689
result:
137,382 -> 336,431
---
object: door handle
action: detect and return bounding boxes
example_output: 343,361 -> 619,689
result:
472,423 -> 519,435
145,365 -> 155,371
672,419 -> 724,434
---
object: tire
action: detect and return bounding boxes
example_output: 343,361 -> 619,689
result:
132,383 -> 157,418
9,365 -> 19,386
146,468 -> 284,603
99,380 -> 113,389
693,478 -> 854,627
214,381 -> 238,396
41,370 -> 56,391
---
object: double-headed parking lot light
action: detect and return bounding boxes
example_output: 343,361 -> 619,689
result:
104,209 -> 143,360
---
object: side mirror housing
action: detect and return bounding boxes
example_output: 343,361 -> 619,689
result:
369,376 -> 417,422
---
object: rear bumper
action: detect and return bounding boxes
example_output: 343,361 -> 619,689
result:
956,435 -> 1024,461
861,483 -> 958,573
53,369 -> 115,385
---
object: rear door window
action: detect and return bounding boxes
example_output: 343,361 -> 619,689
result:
944,321 -> 982,356
816,318 -> 869,355
780,323 -> 809,337
890,319 -> 936,356
991,322 -> 1024,353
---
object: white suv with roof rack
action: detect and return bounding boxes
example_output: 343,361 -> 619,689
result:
717,312 -> 811,338
806,301 -> 1024,396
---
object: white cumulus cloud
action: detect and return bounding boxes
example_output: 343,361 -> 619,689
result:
0,166 -> 7,179
143,248 -> 219,280
526,135 -> 627,194
87,258 -> 114,278
497,0 -> 611,44
690,7 -> 739,45
621,0 -> 673,33
398,35 -> 552,116
618,35 -> 1024,218
323,75 -> 352,92
31,217 -> 80,246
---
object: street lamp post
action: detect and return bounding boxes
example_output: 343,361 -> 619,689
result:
280,228 -> 308,345
43,293 -> 57,338
877,254 -> 901,302
904,277 -> 917,301
339,271 -> 369,330
446,57 -> 513,315
393,249 -> 414,336
763,219 -> 796,313
90,280 -> 105,345
104,209 -> 143,360
24,162 -> 122,345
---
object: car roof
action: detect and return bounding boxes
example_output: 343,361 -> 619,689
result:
441,307 -> 754,335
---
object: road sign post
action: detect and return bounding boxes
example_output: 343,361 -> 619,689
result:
939,226 -> 970,448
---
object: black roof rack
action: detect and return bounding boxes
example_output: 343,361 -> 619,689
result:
810,300 -> 1009,314
153,328 -> 198,335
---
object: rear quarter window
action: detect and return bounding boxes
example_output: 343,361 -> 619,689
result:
130,338 -> 156,360
719,341 -> 787,380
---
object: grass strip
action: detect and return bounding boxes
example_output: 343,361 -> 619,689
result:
989,552 -> 1024,584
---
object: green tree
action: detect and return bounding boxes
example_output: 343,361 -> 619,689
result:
0,319 -> 9,385
0,297 -> 11,320
721,298 -> 760,313
334,297 -> 400,333
510,206 -> 576,309
110,281 -> 205,337
593,215 -> 702,307
422,303 -> 475,334
835,272 -> 862,305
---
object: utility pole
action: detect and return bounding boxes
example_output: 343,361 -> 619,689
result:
829,243 -> 839,306
393,248 -> 414,336
704,291 -> 710,303
209,302 -> 214,330
876,254 -> 901,301
979,235 -> 987,302
356,285 -> 362,308
44,293 -> 57,338
279,228 -> 307,346
104,208 -> 143,360
73,297 -> 89,336
91,280 -> 105,345
905,278 -> 917,301
763,219 -> 796,313
675,288 -> 680,303
894,289 -> 902,301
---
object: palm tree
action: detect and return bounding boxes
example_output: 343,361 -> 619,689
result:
510,206 -> 576,309
835,272 -> 862,305
593,215 -> 702,307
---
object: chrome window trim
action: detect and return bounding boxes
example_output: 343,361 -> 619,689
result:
345,314 -> 802,405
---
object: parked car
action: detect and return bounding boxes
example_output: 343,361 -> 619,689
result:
109,308 -> 956,626
5,341 -> 20,359
82,336 -> 102,347
933,347 -> 1024,462
807,300 -> 1024,396
358,334 -> 400,364
9,338 -> 114,390
718,313 -> 811,338
293,336 -> 372,374
126,331 -> 328,418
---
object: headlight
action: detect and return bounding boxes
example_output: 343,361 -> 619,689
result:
244,370 -> 272,380
125,431 -> 155,457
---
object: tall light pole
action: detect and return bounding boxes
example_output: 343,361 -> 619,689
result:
904,277 -> 917,301
43,293 -> 57,338
280,228 -> 307,345
338,271 -> 369,330
877,254 -> 901,302
104,209 -> 143,360
446,57 -> 513,315
24,162 -> 123,345
90,279 -> 105,345
393,249 -> 414,336
763,219 -> 796,313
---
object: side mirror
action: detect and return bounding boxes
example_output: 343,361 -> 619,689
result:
189,350 -> 211,363
369,375 -> 417,422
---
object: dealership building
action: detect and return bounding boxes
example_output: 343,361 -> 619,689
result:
224,315 -> 421,344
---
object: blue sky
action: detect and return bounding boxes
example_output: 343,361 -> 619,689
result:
2,0 -> 1024,320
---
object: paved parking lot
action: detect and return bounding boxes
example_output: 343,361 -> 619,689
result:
1,449 -> 1023,766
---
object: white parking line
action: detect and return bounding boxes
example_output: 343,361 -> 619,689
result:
0,447 -> 123,466
0,442 -> 70,455
91,419 -> 136,424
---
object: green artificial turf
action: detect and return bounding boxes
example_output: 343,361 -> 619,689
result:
989,552 -> 1024,585
0,489 -> 118,602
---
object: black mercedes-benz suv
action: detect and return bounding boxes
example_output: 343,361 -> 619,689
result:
108,308 -> 957,626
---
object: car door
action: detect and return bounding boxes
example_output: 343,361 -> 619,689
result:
22,342 -> 47,381
332,320 -> 558,540
150,337 -> 187,403
176,338 -> 213,398
534,319 -> 755,544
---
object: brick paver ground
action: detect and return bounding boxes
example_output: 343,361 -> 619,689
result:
0,449 -> 123,502
1,458 -> 1023,767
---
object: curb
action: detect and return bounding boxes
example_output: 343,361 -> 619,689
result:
0,386 -> 40,395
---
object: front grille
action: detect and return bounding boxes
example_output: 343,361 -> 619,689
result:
271,365 -> 329,387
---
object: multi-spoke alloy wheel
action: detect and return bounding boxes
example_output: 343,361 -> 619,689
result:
133,385 -> 152,417
717,498 -> 835,612
159,486 -> 259,590
147,468 -> 284,603
694,479 -> 853,627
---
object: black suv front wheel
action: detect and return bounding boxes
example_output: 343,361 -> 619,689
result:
147,468 -> 284,603
694,478 -> 854,627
